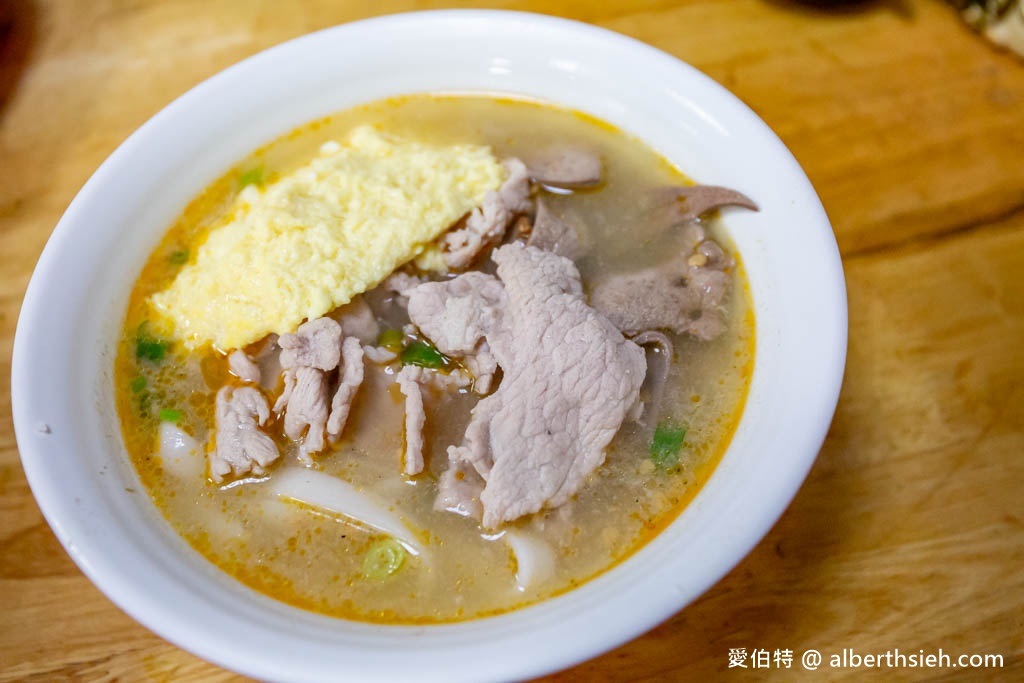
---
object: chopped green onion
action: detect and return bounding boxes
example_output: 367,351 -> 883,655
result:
129,376 -> 147,393
400,340 -> 447,369
135,321 -> 170,363
377,328 -> 405,352
158,408 -> 182,423
362,538 -> 406,580
238,166 -> 264,188
650,422 -> 686,469
168,250 -> 188,265
136,338 -> 167,362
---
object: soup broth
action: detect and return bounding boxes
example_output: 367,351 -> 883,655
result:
115,95 -> 754,623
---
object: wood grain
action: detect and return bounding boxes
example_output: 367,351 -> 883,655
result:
1,1 -> 1022,680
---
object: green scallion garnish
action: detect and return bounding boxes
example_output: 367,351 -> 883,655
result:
362,538 -> 406,580
135,321 -> 170,363
238,166 -> 264,188
376,328 -> 405,353
650,422 -> 686,469
399,340 -> 447,369
158,408 -> 182,423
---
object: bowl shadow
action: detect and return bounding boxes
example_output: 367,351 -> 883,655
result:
0,0 -> 36,122
762,0 -> 914,19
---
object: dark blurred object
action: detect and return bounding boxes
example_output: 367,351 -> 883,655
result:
952,0 -> 1024,56
0,0 -> 36,119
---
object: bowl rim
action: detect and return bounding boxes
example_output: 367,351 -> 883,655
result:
12,9 -> 847,682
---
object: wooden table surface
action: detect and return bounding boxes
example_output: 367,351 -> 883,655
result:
2,1 -> 1022,681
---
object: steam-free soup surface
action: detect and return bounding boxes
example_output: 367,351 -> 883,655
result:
115,95 -> 754,623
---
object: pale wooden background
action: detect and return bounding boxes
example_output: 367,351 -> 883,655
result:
1,1 -> 1022,681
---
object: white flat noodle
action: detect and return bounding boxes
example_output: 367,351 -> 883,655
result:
505,529 -> 556,592
267,467 -> 425,554
157,421 -> 204,481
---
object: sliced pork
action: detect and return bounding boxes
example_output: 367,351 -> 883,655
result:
227,349 -> 261,384
527,198 -> 587,260
326,336 -> 365,443
423,368 -> 473,391
380,271 -> 423,309
435,459 -> 485,520
589,251 -> 732,340
392,364 -> 473,477
399,364 -> 474,392
210,385 -> 279,482
274,318 -> 341,459
278,317 -> 342,370
333,296 -> 379,345
282,367 -> 329,461
409,244 -> 646,528
363,345 -> 398,364
396,366 -> 426,476
407,271 -> 507,394
498,157 -> 533,214
588,188 -> 753,341
274,316 -> 365,458
526,147 -> 603,189
662,184 -> 758,222
441,158 -> 533,269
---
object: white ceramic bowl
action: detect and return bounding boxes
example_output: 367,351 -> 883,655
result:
12,10 -> 846,682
